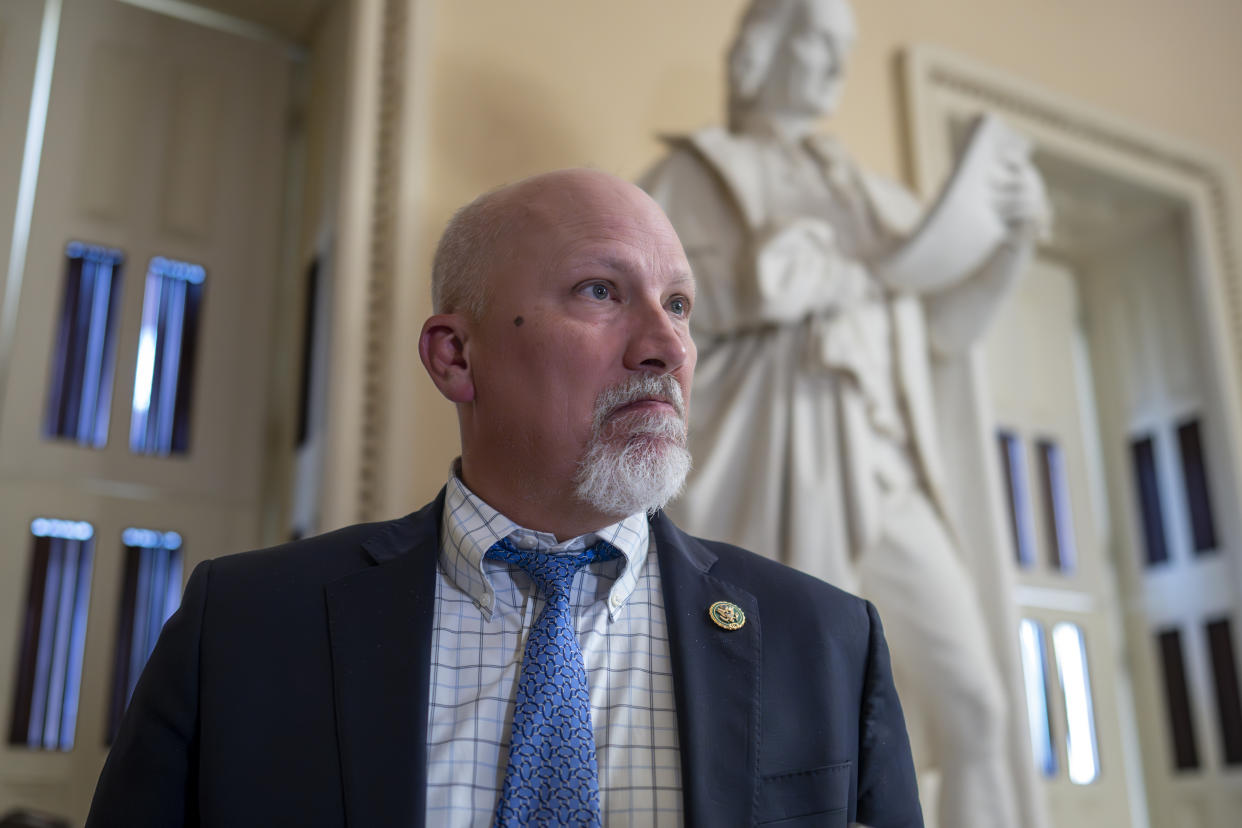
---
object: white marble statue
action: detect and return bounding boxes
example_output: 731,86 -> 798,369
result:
641,1 -> 1049,826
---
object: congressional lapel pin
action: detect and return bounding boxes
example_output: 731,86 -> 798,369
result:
708,600 -> 745,631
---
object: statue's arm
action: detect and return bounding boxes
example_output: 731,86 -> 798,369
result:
923,223 -> 1039,357
924,152 -> 1048,355
869,137 -> 1048,355
871,117 -> 1049,305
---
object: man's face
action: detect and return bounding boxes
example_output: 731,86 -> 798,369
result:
462,171 -> 697,521
754,0 -> 855,119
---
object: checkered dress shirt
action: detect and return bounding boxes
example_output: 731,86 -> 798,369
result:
425,472 -> 684,826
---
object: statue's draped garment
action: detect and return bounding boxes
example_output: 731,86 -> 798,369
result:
643,127 -> 957,589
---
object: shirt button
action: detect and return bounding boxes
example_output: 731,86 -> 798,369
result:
515,536 -> 535,549
610,593 -> 623,608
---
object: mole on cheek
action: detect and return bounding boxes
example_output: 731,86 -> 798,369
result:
513,316 -> 524,327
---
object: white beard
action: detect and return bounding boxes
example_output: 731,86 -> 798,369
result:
573,375 -> 692,519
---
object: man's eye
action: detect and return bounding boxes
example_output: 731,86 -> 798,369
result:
588,283 -> 611,300
669,297 -> 688,316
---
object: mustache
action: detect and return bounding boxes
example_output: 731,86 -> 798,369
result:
591,374 -> 686,434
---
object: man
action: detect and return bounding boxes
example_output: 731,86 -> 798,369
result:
87,169 -> 921,827
641,2 -> 1048,827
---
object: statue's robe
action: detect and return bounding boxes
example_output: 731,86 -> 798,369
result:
642,127 -> 965,589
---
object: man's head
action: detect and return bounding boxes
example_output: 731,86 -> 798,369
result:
727,0 -> 857,129
420,169 -> 697,539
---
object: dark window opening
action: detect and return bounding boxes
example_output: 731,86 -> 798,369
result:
1156,627 -> 1200,770
106,528 -> 183,744
1037,439 -> 1076,572
997,430 -> 1036,567
43,242 -> 124,447
296,258 -> 319,448
129,257 -> 205,455
8,519 -> 95,750
1205,618 -> 1242,765
1131,435 -> 1169,566
1177,419 -> 1218,555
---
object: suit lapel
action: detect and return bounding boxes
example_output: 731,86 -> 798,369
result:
325,494 -> 443,828
653,513 -> 761,827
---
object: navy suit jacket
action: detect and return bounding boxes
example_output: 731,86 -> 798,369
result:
87,492 -> 922,827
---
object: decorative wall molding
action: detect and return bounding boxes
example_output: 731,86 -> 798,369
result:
356,0 -> 407,522
905,45 -> 1242,413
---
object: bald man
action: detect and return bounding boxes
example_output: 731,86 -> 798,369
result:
87,170 -> 922,828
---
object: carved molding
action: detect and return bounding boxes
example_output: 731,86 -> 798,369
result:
356,0 -> 408,522
909,47 -> 1242,398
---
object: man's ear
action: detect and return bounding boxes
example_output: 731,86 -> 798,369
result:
419,314 -> 475,403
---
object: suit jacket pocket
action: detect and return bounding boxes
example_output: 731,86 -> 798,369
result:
755,761 -> 851,827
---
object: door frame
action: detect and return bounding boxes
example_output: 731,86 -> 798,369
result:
902,43 -> 1242,828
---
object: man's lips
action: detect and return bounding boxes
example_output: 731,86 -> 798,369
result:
610,398 -> 679,417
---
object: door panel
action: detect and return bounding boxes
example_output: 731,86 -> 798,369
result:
0,0 -> 292,820
982,256 -> 1137,826
0,0 -> 289,504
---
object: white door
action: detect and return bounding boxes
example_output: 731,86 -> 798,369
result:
982,256 -> 1140,827
1080,219 -> 1242,828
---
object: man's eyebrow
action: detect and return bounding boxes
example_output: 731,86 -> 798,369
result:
667,271 -> 696,293
579,254 -> 639,276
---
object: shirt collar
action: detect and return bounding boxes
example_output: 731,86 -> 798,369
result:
438,463 -> 650,621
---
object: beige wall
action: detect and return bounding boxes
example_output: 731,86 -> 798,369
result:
400,0 -> 1242,507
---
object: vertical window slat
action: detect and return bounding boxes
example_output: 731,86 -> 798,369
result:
27,538 -> 63,745
1131,435 -> 1169,566
1037,439 -> 1077,572
62,265 -> 97,436
148,273 -> 172,451
1205,618 -> 1242,765
107,547 -> 140,744
998,430 -> 1036,567
1052,622 -> 1101,784
296,258 -> 320,448
58,546 -> 93,750
1177,419 -> 1218,555
1019,619 -> 1058,777
129,258 -> 204,456
171,283 -> 203,453
130,269 -> 161,449
108,529 -> 183,744
127,547 -> 155,696
78,259 -> 115,443
43,260 -> 78,433
60,266 -> 92,435
43,244 -> 124,447
8,536 -> 50,744
42,538 -> 80,747
155,277 -> 186,451
8,520 -> 95,750
1156,627 -> 1201,770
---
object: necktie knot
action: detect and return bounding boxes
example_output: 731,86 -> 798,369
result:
486,536 -> 621,599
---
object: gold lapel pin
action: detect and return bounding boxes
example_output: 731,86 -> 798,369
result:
708,600 -> 745,631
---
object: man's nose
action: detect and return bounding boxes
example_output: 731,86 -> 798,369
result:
623,302 -> 690,374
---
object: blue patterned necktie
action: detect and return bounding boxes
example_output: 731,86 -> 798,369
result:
486,536 -> 621,828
